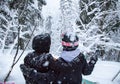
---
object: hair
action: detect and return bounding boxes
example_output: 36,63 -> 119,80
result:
32,33 -> 51,53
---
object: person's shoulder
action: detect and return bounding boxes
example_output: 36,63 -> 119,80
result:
41,53 -> 52,57
78,52 -> 85,58
41,53 -> 54,60
28,52 -> 34,55
27,51 -> 34,55
57,57 -> 68,63
47,53 -> 58,61
78,52 -> 83,56
25,51 -> 35,58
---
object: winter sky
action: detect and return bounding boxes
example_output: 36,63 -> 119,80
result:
42,0 -> 60,17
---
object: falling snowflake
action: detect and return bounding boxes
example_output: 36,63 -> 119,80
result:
43,61 -> 49,67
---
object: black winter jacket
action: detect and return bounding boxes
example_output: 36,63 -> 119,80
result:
23,51 -> 73,84
53,53 -> 95,84
23,52 -> 95,84
23,52 -> 56,84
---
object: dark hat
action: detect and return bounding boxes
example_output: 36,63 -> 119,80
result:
62,32 -> 79,51
32,33 -> 51,53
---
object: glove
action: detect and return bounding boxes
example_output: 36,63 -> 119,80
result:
20,64 -> 35,77
89,56 -> 98,65
89,50 -> 100,65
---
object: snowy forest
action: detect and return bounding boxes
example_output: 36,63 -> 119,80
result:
0,0 -> 120,83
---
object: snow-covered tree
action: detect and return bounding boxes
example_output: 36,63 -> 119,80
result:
0,0 -> 46,55
60,0 -> 79,32
49,0 -> 80,56
44,16 -> 52,34
77,0 -> 120,61
0,0 -> 18,54
0,0 -> 47,81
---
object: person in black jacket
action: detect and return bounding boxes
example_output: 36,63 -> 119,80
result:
51,32 -> 97,84
20,32 -> 97,84
20,33 -> 55,84
20,33 -> 75,84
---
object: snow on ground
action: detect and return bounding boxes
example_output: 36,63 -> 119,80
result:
0,50 -> 120,84
83,60 -> 120,84
0,50 -> 31,84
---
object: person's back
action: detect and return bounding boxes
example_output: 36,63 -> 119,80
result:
52,32 -> 96,84
54,53 -> 96,84
20,33 -> 77,84
20,32 -> 97,84
21,33 -> 56,84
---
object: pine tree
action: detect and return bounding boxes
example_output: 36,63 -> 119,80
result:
77,0 -> 120,61
0,0 -> 46,54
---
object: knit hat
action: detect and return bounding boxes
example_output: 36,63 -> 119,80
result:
32,33 -> 51,53
61,32 -> 79,51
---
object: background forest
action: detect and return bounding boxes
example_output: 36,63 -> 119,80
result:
0,0 -> 120,61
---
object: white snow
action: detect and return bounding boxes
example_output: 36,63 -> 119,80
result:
42,0 -> 60,17
0,50 -> 120,84
32,0 -> 39,9
0,50 -> 30,84
43,61 -> 49,67
83,60 -> 120,84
